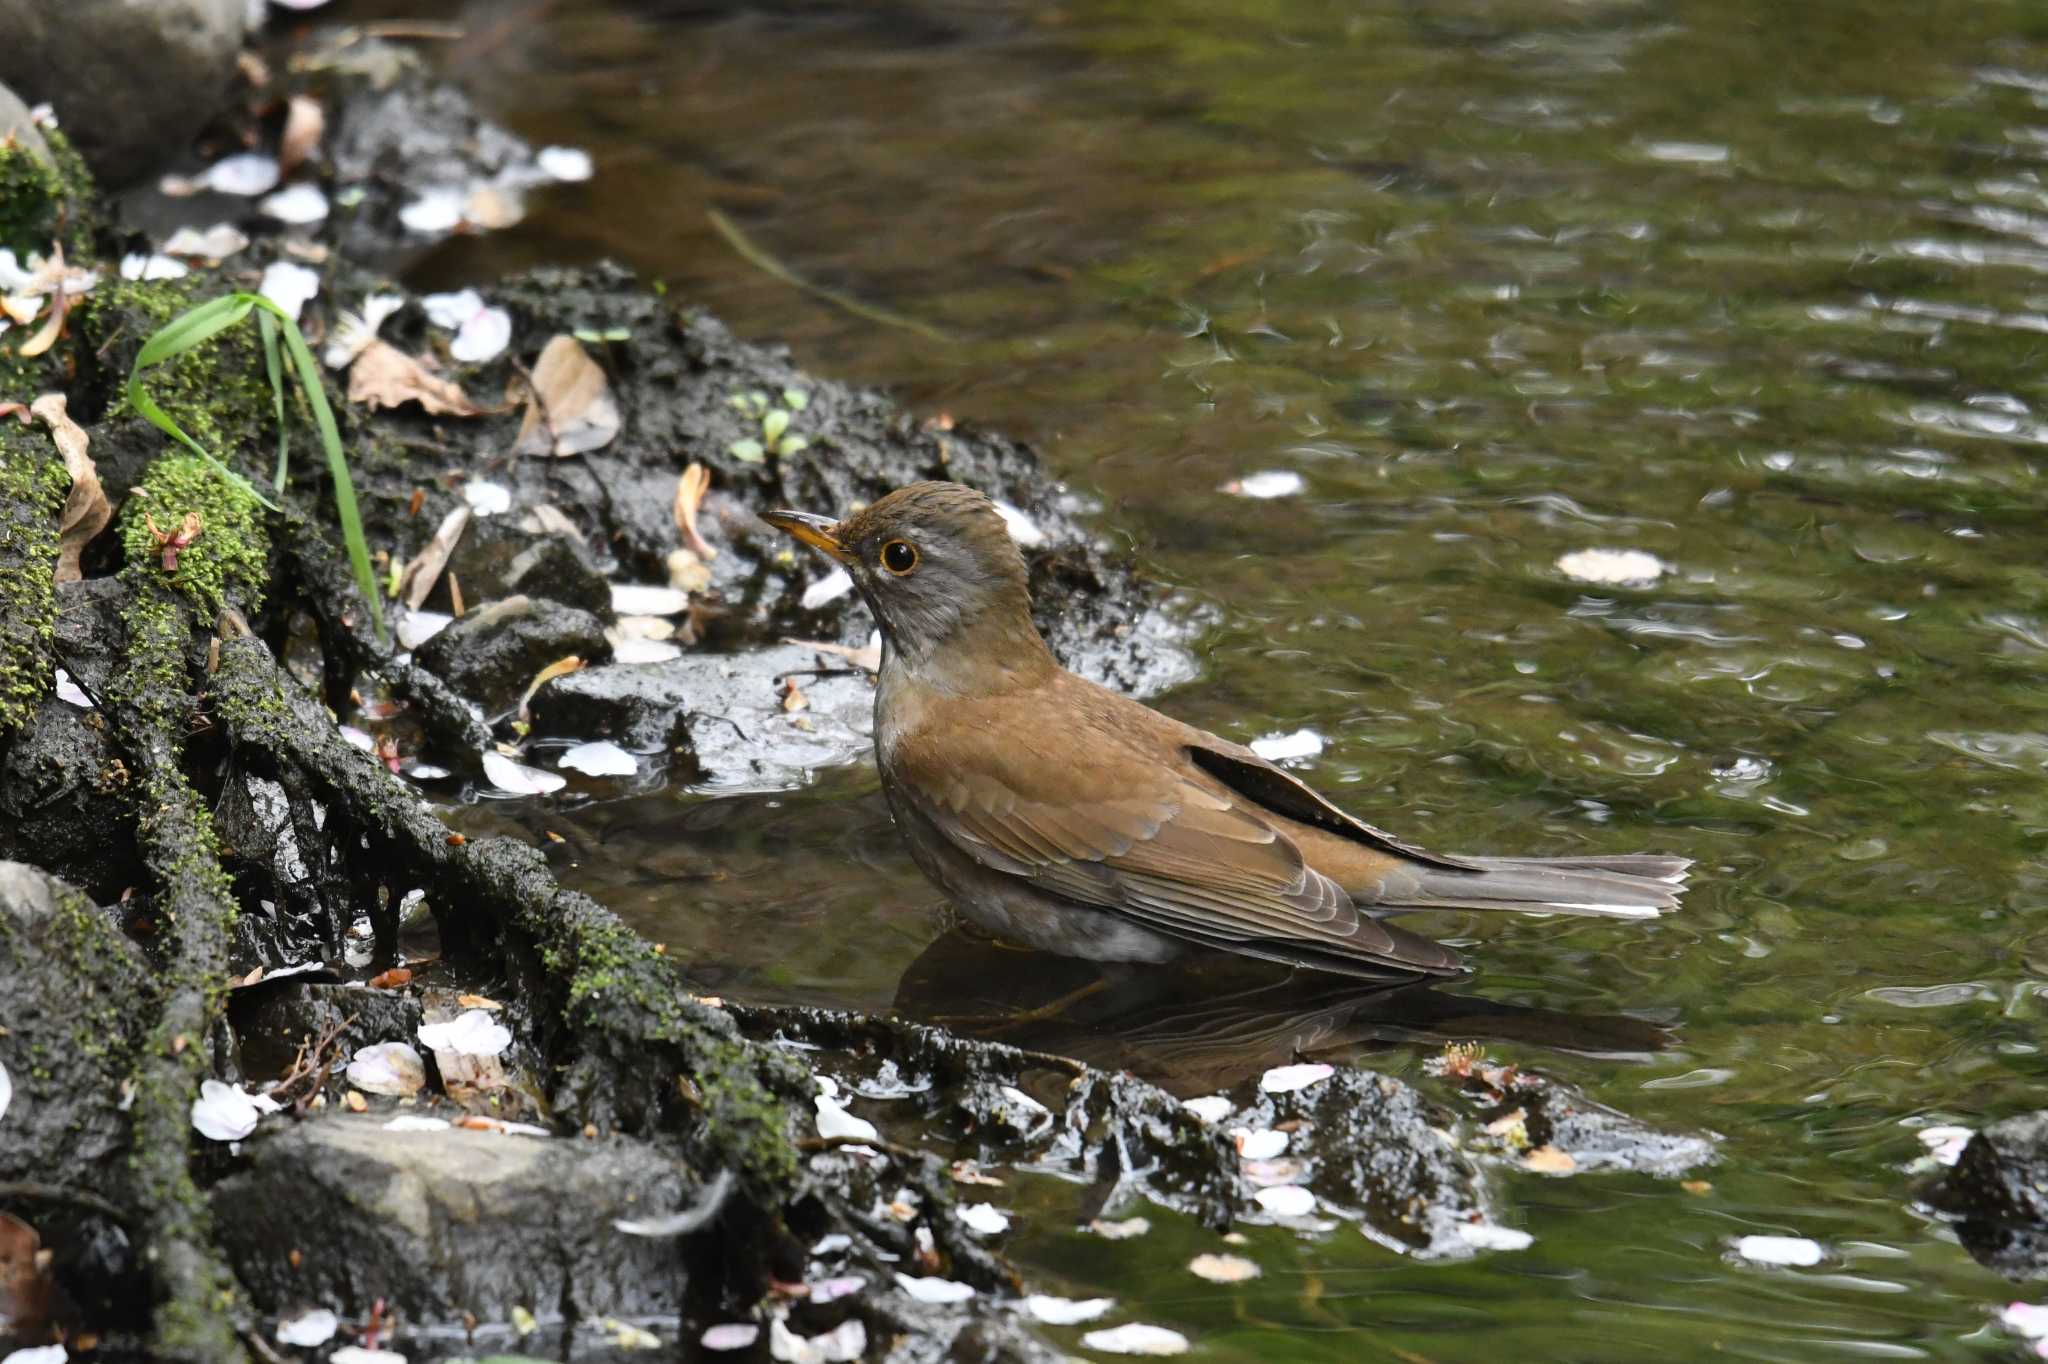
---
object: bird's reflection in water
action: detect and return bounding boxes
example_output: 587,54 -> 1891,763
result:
892,927 -> 1673,1098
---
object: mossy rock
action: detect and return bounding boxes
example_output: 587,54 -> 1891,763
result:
0,424 -> 66,731
0,123 -> 93,259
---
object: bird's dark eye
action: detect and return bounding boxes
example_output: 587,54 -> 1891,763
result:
880,539 -> 919,576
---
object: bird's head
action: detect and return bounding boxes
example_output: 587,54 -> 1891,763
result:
761,481 -> 1050,684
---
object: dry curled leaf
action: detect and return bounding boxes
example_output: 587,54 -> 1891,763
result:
32,394 -> 109,584
397,505 -> 469,610
457,994 -> 503,1011
366,967 -> 413,990
1523,1145 -> 1576,1174
514,335 -> 620,457
780,677 -> 809,713
672,462 -> 716,559
279,94 -> 325,176
348,339 -> 481,416
518,655 -> 585,722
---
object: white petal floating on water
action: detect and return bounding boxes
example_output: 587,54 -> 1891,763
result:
191,1079 -> 267,1141
2,1348 -> 69,1364
483,750 -> 567,795
814,1094 -> 879,1143
1188,1252 -> 1262,1283
0,1059 -> 10,1124
1638,140 -> 1730,165
809,1274 -> 864,1304
417,1009 -> 513,1058
1088,1216 -> 1151,1240
462,480 -> 512,516
161,223 -> 250,261
275,1308 -> 340,1347
1456,1221 -> 1535,1252
611,637 -> 683,664
959,1203 -> 1010,1236
538,146 -> 595,182
382,1115 -> 450,1132
395,610 -> 453,650
421,288 -> 485,330
399,187 -> 466,235
330,1349 -> 408,1364
1253,1185 -> 1316,1218
701,1323 -> 760,1352
451,306 -> 512,363
1024,1295 -> 1115,1325
258,260 -> 320,322
1734,1234 -> 1823,1267
768,1316 -> 865,1364
1222,470 -> 1305,500
561,740 -> 637,777
1259,1062 -> 1333,1094
260,182 -> 329,224
993,499 -> 1047,547
1233,1128 -> 1288,1161
53,668 -> 92,708
802,568 -> 854,610
1249,729 -> 1323,762
120,252 -> 188,281
2001,1302 -> 2048,1339
893,1272 -> 975,1304
346,1041 -> 425,1096
611,583 -> 691,616
1079,1323 -> 1190,1357
1181,1095 -> 1232,1125
203,151 -> 282,196
1555,548 -> 1668,586
1916,1125 -> 1973,1166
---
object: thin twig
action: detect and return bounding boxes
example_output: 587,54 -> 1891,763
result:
706,208 -> 952,344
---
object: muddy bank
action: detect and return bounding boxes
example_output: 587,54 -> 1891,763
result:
0,19 -> 1713,1363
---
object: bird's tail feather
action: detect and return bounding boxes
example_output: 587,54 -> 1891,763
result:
1393,853 -> 1690,919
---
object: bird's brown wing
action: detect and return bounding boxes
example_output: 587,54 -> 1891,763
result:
888,722 -> 1464,978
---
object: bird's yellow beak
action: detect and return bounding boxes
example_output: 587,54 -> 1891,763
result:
759,508 -> 853,565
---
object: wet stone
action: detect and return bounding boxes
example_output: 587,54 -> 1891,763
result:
413,595 -> 611,715
212,1115 -> 700,1321
1933,1110 -> 2048,1279
0,0 -> 243,185
0,700 -> 142,902
531,643 -> 876,788
436,515 -> 614,619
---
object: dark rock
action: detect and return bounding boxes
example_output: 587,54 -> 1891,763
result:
228,981 -> 425,1084
503,534 -> 613,616
0,700 -> 142,902
431,514 -> 613,618
1933,1110 -> 2048,1279
212,1116 -> 701,1321
413,595 -> 610,714
0,0 -> 242,186
531,643 -> 876,786
1442,1061 -> 1716,1179
0,863 -> 147,1189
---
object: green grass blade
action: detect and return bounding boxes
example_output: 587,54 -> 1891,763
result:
259,297 -> 385,643
133,293 -> 254,368
258,308 -> 290,492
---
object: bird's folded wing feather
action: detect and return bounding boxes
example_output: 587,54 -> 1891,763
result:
890,729 -> 1460,975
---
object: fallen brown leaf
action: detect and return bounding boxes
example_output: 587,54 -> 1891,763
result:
0,1212 -> 52,1336
397,505 -> 469,610
344,1090 -> 367,1112
672,462 -> 716,559
518,654 -> 585,722
514,335 -> 620,457
782,635 -> 882,673
279,95 -> 325,176
367,967 -> 412,990
780,677 -> 809,713
457,993 -> 502,1011
950,1160 -> 1005,1187
348,339 -> 481,417
32,394 -> 109,584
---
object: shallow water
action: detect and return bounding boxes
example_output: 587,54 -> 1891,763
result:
402,0 -> 2048,1355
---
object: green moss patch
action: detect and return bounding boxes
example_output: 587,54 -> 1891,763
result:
119,454 -> 268,617
0,428 -> 67,731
